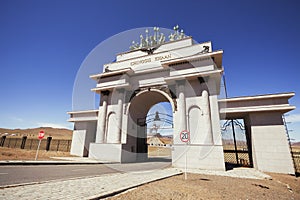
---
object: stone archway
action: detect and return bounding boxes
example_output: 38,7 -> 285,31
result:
121,89 -> 175,162
69,32 -> 296,174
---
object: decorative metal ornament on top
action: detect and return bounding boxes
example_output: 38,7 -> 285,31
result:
221,119 -> 245,132
129,25 -> 187,54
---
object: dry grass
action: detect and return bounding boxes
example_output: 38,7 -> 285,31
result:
148,146 -> 171,157
292,146 -> 300,152
0,147 -> 74,161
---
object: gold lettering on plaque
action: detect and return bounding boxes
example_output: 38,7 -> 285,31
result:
130,54 -> 172,66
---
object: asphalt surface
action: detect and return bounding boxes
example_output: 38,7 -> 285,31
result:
0,161 -> 171,187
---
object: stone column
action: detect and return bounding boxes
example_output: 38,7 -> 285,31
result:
202,90 -> 213,144
116,89 -> 124,143
177,80 -> 187,131
95,90 -> 109,143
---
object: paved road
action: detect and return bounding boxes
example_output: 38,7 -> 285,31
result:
0,161 -> 171,187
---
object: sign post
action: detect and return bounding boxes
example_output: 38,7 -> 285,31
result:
35,130 -> 45,161
180,130 -> 190,180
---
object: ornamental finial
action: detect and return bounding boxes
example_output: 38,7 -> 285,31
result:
129,25 -> 187,51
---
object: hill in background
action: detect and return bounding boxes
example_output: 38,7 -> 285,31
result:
0,127 -> 72,140
1,127 -> 299,146
292,142 -> 300,146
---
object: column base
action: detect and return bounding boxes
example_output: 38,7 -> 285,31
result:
172,144 -> 226,171
89,143 -> 122,162
89,143 -> 148,163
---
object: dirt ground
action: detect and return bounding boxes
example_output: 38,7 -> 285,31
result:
148,146 -> 171,157
108,172 -> 300,200
0,147 -> 73,160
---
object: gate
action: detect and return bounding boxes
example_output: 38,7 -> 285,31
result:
221,119 -> 253,168
137,111 -> 173,158
145,111 -> 173,139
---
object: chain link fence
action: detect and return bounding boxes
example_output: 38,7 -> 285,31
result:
223,149 -> 251,167
223,145 -> 300,175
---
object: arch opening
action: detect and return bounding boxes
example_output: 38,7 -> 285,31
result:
146,102 -> 173,159
123,90 -> 174,162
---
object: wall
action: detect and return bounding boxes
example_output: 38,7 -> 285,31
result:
249,112 -> 295,174
70,121 -> 97,157
172,78 -> 225,171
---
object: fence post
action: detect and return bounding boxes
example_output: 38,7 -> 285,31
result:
231,119 -> 239,165
46,137 -> 52,151
67,140 -> 70,152
0,136 -> 6,147
21,136 -> 27,149
14,138 -> 17,148
7,138 -> 11,148
57,140 -> 60,151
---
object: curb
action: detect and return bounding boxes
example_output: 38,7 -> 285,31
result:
0,172 -> 122,189
88,171 -> 183,199
0,168 -> 182,199
0,161 -> 116,165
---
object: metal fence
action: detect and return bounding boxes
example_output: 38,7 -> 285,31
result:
0,136 -> 71,152
224,148 -> 300,176
292,151 -> 300,176
223,149 -> 251,167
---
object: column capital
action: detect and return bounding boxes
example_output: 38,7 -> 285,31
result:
175,79 -> 186,86
198,77 -> 209,84
116,88 -> 125,93
101,90 -> 110,96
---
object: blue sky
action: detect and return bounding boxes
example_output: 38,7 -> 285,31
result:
0,0 -> 299,141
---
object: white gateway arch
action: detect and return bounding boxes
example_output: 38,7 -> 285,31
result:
68,34 -> 295,174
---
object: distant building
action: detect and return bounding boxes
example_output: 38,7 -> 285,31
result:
147,136 -> 165,146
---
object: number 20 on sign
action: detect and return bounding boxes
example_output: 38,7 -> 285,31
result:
180,130 -> 190,143
180,130 -> 190,180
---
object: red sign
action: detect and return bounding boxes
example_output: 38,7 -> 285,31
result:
38,130 -> 45,140
180,130 -> 190,143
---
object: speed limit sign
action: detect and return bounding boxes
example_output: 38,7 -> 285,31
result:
180,130 -> 190,143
